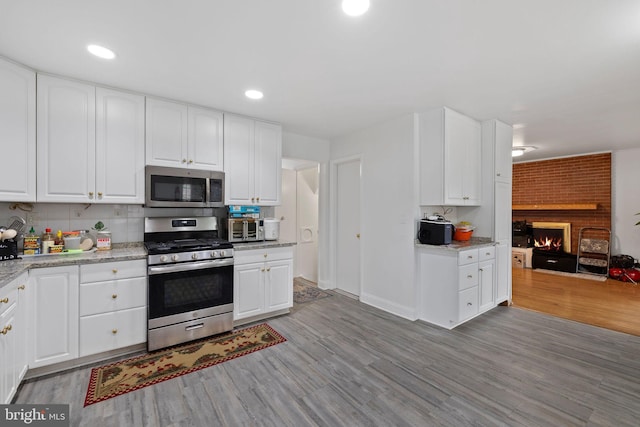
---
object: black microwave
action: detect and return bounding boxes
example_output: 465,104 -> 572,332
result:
145,166 -> 225,208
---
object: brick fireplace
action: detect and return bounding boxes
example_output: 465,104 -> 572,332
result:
512,153 -> 611,255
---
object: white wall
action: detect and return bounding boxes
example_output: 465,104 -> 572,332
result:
612,147 -> 640,261
296,167 -> 319,281
331,114 -> 417,319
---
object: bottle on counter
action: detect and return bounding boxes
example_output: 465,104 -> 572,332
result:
55,230 -> 64,245
41,228 -> 55,254
23,227 -> 41,255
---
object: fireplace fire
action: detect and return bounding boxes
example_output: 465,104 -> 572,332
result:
533,228 -> 564,252
531,222 -> 576,273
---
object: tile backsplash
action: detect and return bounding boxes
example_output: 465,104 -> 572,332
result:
0,203 -> 221,243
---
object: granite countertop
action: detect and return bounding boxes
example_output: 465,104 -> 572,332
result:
232,240 -> 297,251
414,237 -> 495,253
0,243 -> 147,291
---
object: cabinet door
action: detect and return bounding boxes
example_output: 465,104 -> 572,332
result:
96,87 -> 145,203
462,123 -> 482,205
1,301 -> 17,404
478,259 -> 495,312
233,263 -> 264,320
495,241 -> 511,304
37,75 -> 95,202
0,59 -> 36,202
15,273 -> 29,383
443,109 -> 481,205
145,98 -> 188,167
224,115 -> 255,205
188,106 -> 224,171
79,306 -> 146,357
254,121 -> 282,205
265,259 -> 293,312
28,266 -> 79,368
494,121 -> 513,183
494,180 -> 512,242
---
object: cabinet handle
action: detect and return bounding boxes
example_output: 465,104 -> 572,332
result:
112,269 -> 118,274
467,255 -> 473,259
112,294 -> 118,299
188,159 -> 193,164
261,268 -> 265,272
264,254 -> 268,258
251,197 -> 255,203
182,159 -> 187,163
497,173 -> 501,176
256,197 -> 260,202
266,267 -> 271,272
479,268 -> 484,272
89,192 -> 94,197
485,252 -> 491,256
467,302 -> 473,306
1,324 -> 12,335
0,298 -> 8,304
467,274 -> 473,279
18,285 -> 25,290
98,192 -> 103,197
112,329 -> 118,334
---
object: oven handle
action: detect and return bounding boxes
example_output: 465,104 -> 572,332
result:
148,258 -> 234,275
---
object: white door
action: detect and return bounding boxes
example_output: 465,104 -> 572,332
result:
335,159 -> 361,297
145,98 -> 188,168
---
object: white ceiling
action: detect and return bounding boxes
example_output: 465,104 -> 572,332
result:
1,0 -> 639,162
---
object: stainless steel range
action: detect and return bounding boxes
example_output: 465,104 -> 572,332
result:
144,217 -> 234,351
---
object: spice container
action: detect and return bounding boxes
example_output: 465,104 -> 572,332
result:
96,230 -> 111,251
23,227 -> 41,255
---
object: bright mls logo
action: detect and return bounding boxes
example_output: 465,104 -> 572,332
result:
0,405 -> 69,426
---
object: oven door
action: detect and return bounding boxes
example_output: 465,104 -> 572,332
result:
147,259 -> 233,329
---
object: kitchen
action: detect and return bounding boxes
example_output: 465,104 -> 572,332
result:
2,1 -> 640,425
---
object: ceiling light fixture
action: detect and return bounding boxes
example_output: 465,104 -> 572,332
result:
87,44 -> 116,59
245,89 -> 264,100
512,146 -> 536,157
342,0 -> 370,16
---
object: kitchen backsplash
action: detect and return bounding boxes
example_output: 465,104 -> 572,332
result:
0,203 -> 274,243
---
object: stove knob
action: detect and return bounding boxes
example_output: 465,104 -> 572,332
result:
220,250 -> 226,257
191,253 -> 199,260
171,254 -> 180,262
160,255 -> 168,263
211,251 -> 218,258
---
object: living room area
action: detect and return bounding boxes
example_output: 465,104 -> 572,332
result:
510,151 -> 640,336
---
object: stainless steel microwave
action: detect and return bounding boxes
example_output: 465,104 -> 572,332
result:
145,166 -> 225,208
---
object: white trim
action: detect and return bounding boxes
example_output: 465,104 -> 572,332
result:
513,150 -> 612,164
360,292 -> 418,321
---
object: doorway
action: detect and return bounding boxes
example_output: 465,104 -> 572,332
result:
332,157 -> 361,298
276,159 -> 319,283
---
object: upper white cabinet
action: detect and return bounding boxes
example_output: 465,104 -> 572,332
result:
0,58 -> 36,202
224,114 -> 282,205
146,98 -> 223,171
37,75 -> 145,203
485,119 -> 513,183
95,87 -> 145,204
419,107 -> 482,206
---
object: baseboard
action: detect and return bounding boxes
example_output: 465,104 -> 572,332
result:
359,292 -> 417,321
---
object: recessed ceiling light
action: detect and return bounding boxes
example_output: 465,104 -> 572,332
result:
87,44 -> 116,59
245,89 -> 264,100
342,0 -> 370,16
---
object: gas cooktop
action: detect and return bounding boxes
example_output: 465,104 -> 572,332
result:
145,238 -> 233,255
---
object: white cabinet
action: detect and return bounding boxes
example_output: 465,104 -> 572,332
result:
0,272 -> 28,404
28,266 -> 79,369
0,58 -> 36,202
37,75 -> 95,202
96,87 -> 146,203
146,98 -> 223,171
233,247 -> 293,323
224,114 -> 282,206
489,120 -> 513,183
37,75 -> 145,203
418,246 -> 496,329
419,107 -> 482,206
79,260 -> 147,357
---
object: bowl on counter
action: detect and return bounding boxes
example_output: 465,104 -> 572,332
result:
453,228 -> 474,241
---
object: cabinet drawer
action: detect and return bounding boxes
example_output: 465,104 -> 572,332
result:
80,259 -> 146,283
458,263 -> 478,290
79,276 -> 147,316
458,249 -> 478,266
478,246 -> 496,262
0,287 -> 18,317
458,286 -> 479,321
79,306 -> 147,357
235,247 -> 293,265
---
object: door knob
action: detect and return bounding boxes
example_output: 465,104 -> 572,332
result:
356,233 -> 360,239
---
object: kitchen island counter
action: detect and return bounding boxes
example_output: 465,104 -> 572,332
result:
0,243 -> 147,290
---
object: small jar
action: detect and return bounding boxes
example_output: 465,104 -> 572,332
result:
96,230 -> 112,251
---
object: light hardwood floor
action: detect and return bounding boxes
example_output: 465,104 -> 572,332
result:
14,291 -> 640,426
512,267 -> 640,336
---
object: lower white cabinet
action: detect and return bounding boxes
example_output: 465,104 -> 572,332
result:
234,247 -> 293,323
79,260 -> 147,357
418,245 -> 496,329
28,266 -> 79,369
1,272 -> 29,404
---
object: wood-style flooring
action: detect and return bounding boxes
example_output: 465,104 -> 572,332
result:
15,290 -> 640,426
512,267 -> 640,336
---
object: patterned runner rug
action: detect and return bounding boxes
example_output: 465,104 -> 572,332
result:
84,323 -> 286,406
